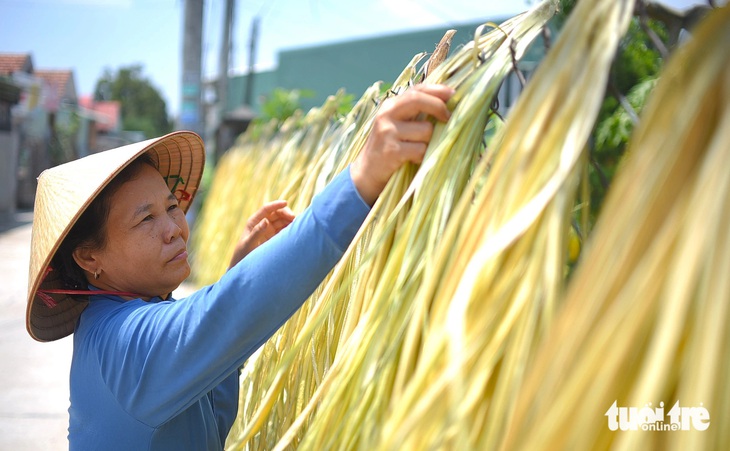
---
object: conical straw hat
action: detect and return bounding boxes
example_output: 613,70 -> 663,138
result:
26,131 -> 205,342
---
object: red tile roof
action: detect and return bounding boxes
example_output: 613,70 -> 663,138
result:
92,100 -> 120,132
0,53 -> 33,75
78,94 -> 94,109
35,69 -> 75,99
78,94 -> 120,132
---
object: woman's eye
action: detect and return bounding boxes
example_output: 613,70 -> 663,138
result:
168,204 -> 179,212
142,215 -> 154,222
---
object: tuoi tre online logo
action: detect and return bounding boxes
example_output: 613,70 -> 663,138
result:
605,401 -> 710,431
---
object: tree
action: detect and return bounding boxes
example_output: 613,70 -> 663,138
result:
552,0 -> 710,223
257,88 -> 315,123
534,0 -> 715,266
94,65 -> 172,139
247,88 -> 354,140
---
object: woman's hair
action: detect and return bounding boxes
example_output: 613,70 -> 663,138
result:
52,153 -> 158,289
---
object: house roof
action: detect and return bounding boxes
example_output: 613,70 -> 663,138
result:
78,94 -> 94,110
91,100 -> 120,132
79,94 -> 120,132
0,53 -> 33,76
227,17 -> 548,114
35,69 -> 76,101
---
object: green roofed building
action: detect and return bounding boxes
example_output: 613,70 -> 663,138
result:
214,17 -> 550,154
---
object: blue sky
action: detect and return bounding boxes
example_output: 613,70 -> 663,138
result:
0,0 -> 717,118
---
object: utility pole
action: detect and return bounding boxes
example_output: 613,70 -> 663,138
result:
179,0 -> 204,136
244,16 -> 259,107
218,0 -> 235,119
214,0 -> 235,162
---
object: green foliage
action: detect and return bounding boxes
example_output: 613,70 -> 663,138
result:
94,65 -> 171,139
248,88 -> 354,140
595,77 -> 657,154
556,0 -> 578,27
553,0 -> 667,223
334,92 -> 356,117
611,19 -> 666,93
258,88 -> 315,123
586,18 -> 665,220
244,88 -> 309,140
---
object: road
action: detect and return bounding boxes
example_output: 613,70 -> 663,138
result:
0,211 -> 71,450
0,210 -> 201,450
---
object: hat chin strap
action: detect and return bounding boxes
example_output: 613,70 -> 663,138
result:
37,267 -> 143,308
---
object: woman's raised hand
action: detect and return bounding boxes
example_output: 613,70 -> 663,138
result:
350,84 -> 454,205
227,84 -> 453,267
228,201 -> 296,268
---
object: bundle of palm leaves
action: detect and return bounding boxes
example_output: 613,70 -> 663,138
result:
187,1 -> 729,449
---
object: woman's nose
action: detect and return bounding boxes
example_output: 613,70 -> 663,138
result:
164,216 -> 182,243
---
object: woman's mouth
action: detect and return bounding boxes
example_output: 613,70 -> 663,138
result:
169,250 -> 188,262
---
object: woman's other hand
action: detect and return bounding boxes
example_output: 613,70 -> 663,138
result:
228,201 -> 296,269
350,84 -> 454,205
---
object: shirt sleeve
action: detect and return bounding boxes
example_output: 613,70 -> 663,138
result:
89,166 -> 370,427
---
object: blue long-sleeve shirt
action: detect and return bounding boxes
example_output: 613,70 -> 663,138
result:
68,167 -> 370,450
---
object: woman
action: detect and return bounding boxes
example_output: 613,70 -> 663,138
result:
25,84 -> 453,450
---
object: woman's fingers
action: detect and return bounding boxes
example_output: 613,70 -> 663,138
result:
229,202 -> 296,269
249,217 -> 270,238
267,214 -> 295,233
412,83 -> 456,102
394,141 -> 429,165
392,120 -> 434,144
351,84 -> 454,205
247,210 -> 294,241
246,201 -> 294,232
385,85 -> 453,122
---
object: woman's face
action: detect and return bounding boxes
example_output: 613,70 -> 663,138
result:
89,164 -> 191,299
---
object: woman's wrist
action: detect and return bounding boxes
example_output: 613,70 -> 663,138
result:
349,158 -> 384,207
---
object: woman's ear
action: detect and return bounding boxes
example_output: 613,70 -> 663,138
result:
72,247 -> 98,276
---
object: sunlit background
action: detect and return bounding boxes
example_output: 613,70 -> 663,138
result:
0,0 -> 719,117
